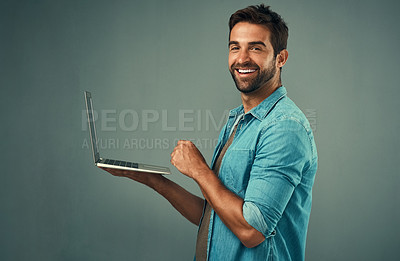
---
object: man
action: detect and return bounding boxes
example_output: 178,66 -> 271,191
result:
102,4 -> 317,261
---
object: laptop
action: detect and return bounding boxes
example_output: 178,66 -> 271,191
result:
84,91 -> 171,175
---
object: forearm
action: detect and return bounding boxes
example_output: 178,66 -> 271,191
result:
169,140 -> 265,246
194,169 -> 265,248
136,175 -> 204,226
100,167 -> 204,225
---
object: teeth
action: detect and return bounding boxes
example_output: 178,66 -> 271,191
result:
238,69 -> 256,73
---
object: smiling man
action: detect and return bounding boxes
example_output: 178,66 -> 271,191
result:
229,27 -> 278,95
102,4 -> 317,261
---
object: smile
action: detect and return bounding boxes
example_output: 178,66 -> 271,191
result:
235,68 -> 257,76
238,69 -> 256,73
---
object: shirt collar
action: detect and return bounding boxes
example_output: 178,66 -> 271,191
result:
229,86 -> 287,121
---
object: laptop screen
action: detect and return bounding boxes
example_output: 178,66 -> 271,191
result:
84,91 -> 100,163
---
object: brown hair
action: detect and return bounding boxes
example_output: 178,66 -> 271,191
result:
229,4 -> 288,57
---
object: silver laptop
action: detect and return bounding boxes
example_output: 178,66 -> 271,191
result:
84,91 -> 171,175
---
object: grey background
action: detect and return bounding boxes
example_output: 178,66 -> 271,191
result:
1,0 -> 399,260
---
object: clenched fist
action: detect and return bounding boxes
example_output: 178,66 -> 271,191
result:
170,140 -> 210,179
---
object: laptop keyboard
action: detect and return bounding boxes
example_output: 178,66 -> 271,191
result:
102,158 -> 138,168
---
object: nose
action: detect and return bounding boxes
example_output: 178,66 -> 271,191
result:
237,49 -> 251,64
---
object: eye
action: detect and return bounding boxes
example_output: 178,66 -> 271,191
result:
250,46 -> 261,51
229,46 -> 240,51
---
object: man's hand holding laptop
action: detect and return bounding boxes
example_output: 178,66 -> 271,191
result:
100,167 -> 165,187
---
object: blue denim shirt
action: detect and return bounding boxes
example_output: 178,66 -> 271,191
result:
199,86 -> 318,261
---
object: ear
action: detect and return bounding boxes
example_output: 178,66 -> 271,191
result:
276,49 -> 289,68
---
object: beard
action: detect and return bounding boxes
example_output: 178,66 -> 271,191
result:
229,59 -> 276,94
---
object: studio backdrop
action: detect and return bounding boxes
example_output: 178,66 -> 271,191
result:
1,0 -> 399,260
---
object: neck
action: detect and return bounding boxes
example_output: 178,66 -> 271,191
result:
241,76 -> 281,113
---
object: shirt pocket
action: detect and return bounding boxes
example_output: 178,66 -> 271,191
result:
219,148 -> 254,198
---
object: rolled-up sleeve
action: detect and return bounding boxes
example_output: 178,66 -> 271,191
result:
242,118 -> 312,237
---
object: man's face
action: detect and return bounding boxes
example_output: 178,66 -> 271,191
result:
228,22 -> 277,94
